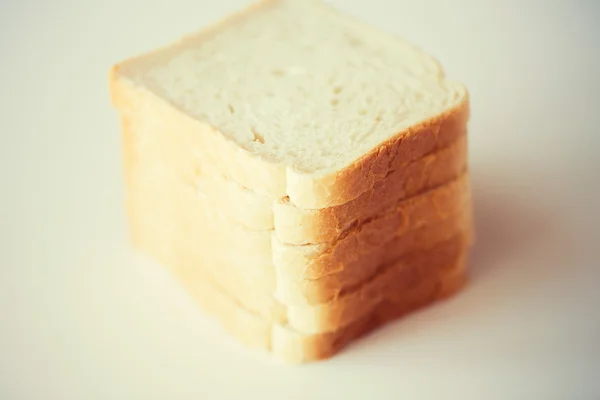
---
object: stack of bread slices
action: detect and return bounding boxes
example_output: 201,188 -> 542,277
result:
109,0 -> 473,363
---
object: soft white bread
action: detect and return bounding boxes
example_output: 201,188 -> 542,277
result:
139,231 -> 468,363
110,0 -> 469,208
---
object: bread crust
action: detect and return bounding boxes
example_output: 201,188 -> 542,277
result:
273,260 -> 467,363
275,196 -> 472,306
273,175 -> 472,283
274,137 -> 468,244
283,234 -> 470,333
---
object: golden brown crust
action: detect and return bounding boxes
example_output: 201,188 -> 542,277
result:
275,136 -> 468,244
273,253 -> 467,363
273,175 -> 472,282
283,234 -> 470,333
279,203 -> 472,305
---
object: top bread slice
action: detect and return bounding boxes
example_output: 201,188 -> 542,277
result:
110,0 -> 469,208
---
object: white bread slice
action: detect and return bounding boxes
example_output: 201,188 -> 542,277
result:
273,175 -> 472,281
281,234 -> 470,333
144,232 -> 467,363
110,0 -> 469,208
119,97 -> 467,243
272,258 -> 467,363
275,205 -> 473,306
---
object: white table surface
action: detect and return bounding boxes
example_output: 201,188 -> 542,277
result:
2,0 -> 599,398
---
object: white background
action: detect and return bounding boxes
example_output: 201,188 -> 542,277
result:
2,0 -> 600,398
